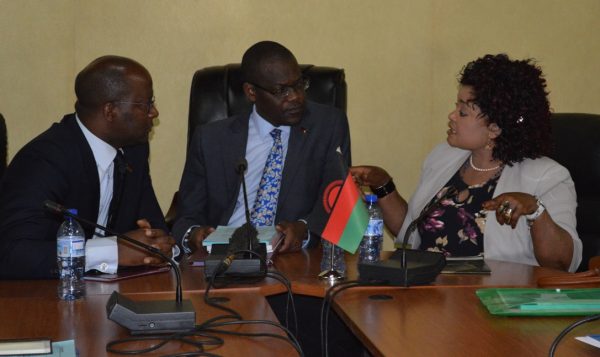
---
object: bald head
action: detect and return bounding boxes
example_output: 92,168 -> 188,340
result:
74,55 -> 151,118
241,41 -> 297,84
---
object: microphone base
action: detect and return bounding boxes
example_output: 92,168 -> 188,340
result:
106,291 -> 195,335
204,243 -> 267,280
357,249 -> 446,287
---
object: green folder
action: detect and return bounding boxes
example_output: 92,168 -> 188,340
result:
476,288 -> 600,316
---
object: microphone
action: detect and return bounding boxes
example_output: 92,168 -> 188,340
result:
236,159 -> 250,225
43,200 -> 195,335
357,187 -> 459,287
400,186 -> 459,267
211,222 -> 258,277
203,160 -> 266,279
236,158 -> 258,250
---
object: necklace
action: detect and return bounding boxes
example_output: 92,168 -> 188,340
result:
469,155 -> 501,172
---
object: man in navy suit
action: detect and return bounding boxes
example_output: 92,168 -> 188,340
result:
0,56 -> 175,279
173,41 -> 351,255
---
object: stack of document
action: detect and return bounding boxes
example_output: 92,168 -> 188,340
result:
477,288 -> 600,316
202,225 -> 278,253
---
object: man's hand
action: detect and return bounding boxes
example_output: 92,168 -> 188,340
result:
187,226 -> 215,254
274,221 -> 308,253
118,219 -> 176,266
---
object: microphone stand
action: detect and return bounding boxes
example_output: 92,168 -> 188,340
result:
357,187 -> 458,287
400,186 -> 458,268
47,201 -> 183,303
203,160 -> 264,279
238,159 -> 255,254
43,200 -> 194,334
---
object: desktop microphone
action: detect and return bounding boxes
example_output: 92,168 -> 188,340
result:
399,187 -> 458,266
211,222 -> 257,277
237,159 -> 252,225
43,200 -> 195,335
203,159 -> 266,279
358,187 -> 458,287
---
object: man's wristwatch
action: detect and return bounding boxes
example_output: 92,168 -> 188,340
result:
181,225 -> 201,255
298,219 -> 310,249
526,198 -> 546,227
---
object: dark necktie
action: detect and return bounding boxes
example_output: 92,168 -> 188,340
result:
107,150 -> 126,230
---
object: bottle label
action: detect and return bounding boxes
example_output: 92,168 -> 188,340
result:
365,219 -> 383,236
57,237 -> 85,258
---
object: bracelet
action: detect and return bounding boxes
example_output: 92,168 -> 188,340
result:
526,198 -> 546,227
371,178 -> 396,198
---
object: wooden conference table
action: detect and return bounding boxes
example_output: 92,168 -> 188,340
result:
1,248 -> 598,356
0,291 -> 294,356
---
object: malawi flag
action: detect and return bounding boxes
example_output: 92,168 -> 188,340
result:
320,172 -> 369,253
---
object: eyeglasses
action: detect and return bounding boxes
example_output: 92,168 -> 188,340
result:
114,96 -> 156,114
249,77 -> 310,99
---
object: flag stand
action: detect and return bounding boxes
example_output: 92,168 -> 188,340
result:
318,243 -> 344,283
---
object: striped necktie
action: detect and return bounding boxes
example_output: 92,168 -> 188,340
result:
107,150 -> 126,230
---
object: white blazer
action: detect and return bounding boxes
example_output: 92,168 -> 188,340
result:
396,143 -> 582,272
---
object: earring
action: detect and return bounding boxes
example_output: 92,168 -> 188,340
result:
485,138 -> 493,150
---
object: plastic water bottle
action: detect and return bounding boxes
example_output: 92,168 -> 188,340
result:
57,209 -> 86,300
320,239 -> 346,275
358,194 -> 383,264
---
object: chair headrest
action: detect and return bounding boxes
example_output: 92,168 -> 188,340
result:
187,64 -> 347,147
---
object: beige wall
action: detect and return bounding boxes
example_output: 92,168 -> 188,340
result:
2,0 -> 599,221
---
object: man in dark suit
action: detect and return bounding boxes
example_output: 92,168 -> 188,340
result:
173,41 -> 351,254
0,55 -> 175,279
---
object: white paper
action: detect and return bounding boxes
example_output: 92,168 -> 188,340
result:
576,335 -> 600,349
203,225 -> 278,252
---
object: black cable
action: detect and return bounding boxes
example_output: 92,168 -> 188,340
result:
548,313 -> 600,357
201,319 -> 304,356
320,279 -> 391,357
203,248 -> 269,321
199,251 -> 303,356
267,270 -> 299,336
105,247 -> 302,356
320,281 -> 361,357
105,331 -> 224,355
161,353 -> 220,357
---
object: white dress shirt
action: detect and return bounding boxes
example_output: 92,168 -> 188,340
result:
75,115 -> 119,273
227,106 -> 291,226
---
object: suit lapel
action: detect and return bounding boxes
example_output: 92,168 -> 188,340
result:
278,116 -> 310,210
65,115 -> 101,231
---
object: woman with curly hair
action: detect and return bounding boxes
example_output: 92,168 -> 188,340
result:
351,54 -> 582,272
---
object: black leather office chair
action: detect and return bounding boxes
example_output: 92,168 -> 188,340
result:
549,113 -> 600,271
0,113 -> 7,179
165,64 -> 348,229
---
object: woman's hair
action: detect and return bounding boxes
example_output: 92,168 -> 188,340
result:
459,54 -> 552,164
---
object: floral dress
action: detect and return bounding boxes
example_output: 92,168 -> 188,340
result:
417,163 -> 503,257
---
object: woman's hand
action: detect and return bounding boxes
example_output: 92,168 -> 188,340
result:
482,192 -> 539,228
483,192 -> 574,271
349,166 -> 391,188
349,165 -> 407,236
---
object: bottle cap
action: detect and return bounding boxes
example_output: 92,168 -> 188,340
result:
66,208 -> 78,216
365,194 -> 378,203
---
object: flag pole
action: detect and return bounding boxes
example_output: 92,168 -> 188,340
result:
318,147 -> 349,283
